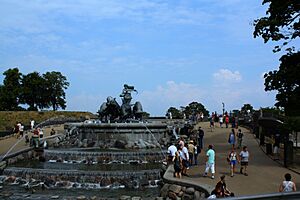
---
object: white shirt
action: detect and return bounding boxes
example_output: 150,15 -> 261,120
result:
167,145 -> 177,157
282,181 -> 294,192
180,146 -> 189,160
240,151 -> 249,162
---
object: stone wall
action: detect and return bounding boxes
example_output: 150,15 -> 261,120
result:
160,183 -> 206,200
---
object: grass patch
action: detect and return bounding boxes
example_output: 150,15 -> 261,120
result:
0,111 -> 97,131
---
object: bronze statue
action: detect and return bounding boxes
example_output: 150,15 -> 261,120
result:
98,84 -> 143,121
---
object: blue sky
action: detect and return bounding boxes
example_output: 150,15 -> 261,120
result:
0,0 -> 283,116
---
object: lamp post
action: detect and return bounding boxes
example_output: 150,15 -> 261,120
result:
222,102 -> 225,116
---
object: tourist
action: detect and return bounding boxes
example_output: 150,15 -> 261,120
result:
225,115 -> 229,128
204,144 -> 215,179
279,173 -> 296,192
30,119 -> 35,130
25,133 -> 29,144
219,115 -> 223,128
13,122 -> 20,138
239,146 -> 249,176
32,128 -> 39,148
188,140 -> 195,166
231,116 -> 236,128
215,175 -> 235,197
167,143 -> 177,164
197,127 -> 204,149
50,128 -> 56,136
173,151 -> 182,178
273,133 -> 280,160
228,129 -> 236,149
194,141 -> 200,165
210,113 -> 215,130
178,137 -> 185,149
20,123 -> 24,137
237,129 -> 244,149
227,148 -> 239,177
180,143 -> 189,176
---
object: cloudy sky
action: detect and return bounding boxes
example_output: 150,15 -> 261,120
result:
0,0 -> 281,116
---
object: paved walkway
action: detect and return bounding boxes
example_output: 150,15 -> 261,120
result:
179,122 -> 300,196
0,125 -> 64,157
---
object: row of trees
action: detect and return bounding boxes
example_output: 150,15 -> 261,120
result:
0,68 -> 69,111
166,102 -> 209,119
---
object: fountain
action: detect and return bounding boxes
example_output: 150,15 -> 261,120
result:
0,85 -> 173,199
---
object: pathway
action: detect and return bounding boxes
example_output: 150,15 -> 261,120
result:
181,122 -> 300,196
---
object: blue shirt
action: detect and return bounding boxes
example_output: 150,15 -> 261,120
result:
206,149 -> 215,164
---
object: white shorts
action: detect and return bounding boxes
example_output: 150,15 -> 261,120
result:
205,162 -> 215,174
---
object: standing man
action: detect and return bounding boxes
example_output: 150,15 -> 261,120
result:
180,144 -> 190,176
204,144 -> 215,179
237,129 -> 244,149
167,143 -> 177,164
30,119 -> 35,130
198,127 -> 204,150
219,115 -> 223,128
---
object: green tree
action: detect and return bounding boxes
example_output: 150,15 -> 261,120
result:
264,52 -> 300,116
254,0 -> 300,116
166,107 -> 183,119
241,104 -> 254,115
20,72 -> 47,111
0,68 -> 22,110
183,102 -> 209,117
253,0 -> 300,53
43,71 -> 69,111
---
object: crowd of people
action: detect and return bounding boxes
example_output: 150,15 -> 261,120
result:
13,120 -> 56,148
167,116 -> 297,198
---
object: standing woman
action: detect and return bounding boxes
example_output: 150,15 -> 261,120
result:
227,148 -> 239,177
279,173 -> 296,192
173,150 -> 182,178
239,146 -> 249,176
228,129 -> 236,149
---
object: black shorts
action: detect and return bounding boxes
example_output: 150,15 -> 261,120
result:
183,159 -> 189,168
241,161 -> 248,166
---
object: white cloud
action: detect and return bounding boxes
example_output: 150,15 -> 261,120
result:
139,81 -> 208,116
213,69 -> 242,82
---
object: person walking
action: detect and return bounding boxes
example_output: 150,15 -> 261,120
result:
237,129 -> 244,149
167,143 -> 177,164
173,151 -> 182,178
180,144 -> 189,176
50,128 -> 56,136
228,129 -> 236,149
204,144 -> 215,179
219,115 -> 223,128
239,146 -> 249,176
225,115 -> 229,128
279,173 -> 296,192
227,148 -> 239,177
198,127 -> 204,150
188,140 -> 195,166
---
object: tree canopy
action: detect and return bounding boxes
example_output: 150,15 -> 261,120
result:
264,52 -> 300,116
0,68 -> 22,110
166,101 -> 209,119
253,0 -> 300,52
43,71 -> 70,111
254,0 -> 300,116
166,107 -> 183,119
241,104 -> 254,115
0,68 -> 69,111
